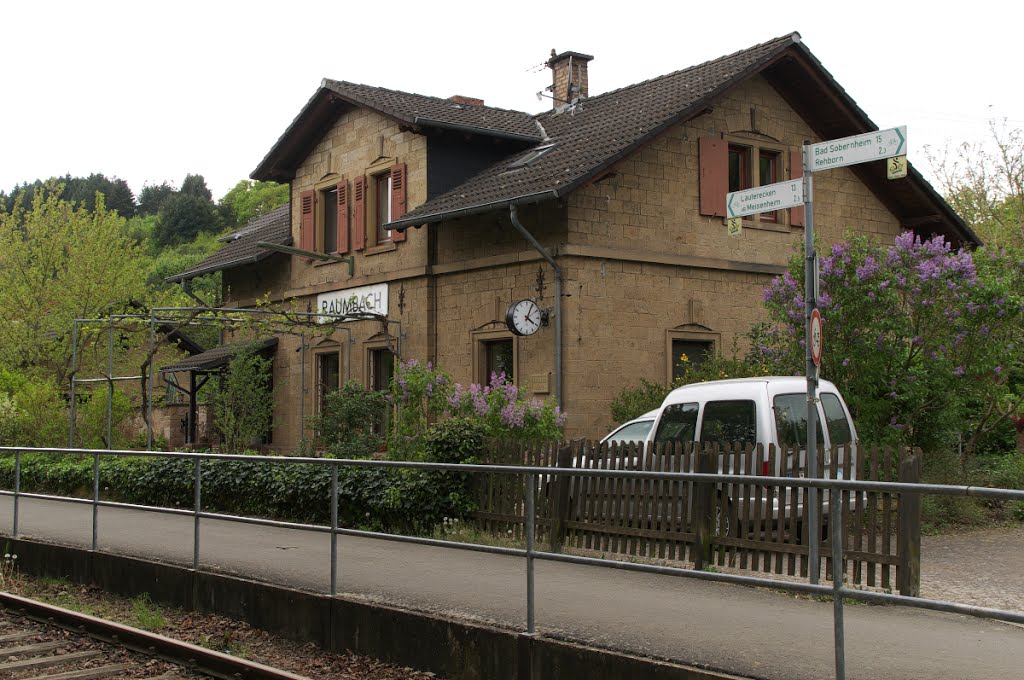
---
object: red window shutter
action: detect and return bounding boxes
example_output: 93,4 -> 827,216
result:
352,176 -> 366,251
699,137 -> 728,217
790,149 -> 805,227
299,190 -> 315,252
390,162 -> 407,242
336,181 -> 350,254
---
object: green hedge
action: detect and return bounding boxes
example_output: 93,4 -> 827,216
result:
0,419 -> 486,535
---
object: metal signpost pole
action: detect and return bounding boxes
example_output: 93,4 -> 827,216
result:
803,141 -> 821,585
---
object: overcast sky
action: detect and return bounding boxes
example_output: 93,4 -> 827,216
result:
2,0 -> 1019,202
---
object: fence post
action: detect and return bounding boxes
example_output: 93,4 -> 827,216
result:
693,447 -> 715,571
897,448 -> 922,597
548,441 -> 574,553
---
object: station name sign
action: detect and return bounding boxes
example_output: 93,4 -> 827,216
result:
316,283 -> 388,323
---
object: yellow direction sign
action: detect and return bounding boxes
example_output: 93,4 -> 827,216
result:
888,155 -> 908,179
727,217 -> 742,238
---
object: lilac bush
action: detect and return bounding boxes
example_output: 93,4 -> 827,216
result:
447,372 -> 566,443
387,361 -> 566,459
751,233 -> 1024,454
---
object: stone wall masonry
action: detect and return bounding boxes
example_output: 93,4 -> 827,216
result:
289,108 -> 429,293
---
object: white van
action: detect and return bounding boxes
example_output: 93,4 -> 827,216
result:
643,376 -> 858,527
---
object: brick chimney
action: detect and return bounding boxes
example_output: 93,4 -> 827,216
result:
448,95 -> 484,106
546,49 -> 593,108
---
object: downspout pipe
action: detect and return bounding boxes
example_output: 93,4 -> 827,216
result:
509,205 -> 562,412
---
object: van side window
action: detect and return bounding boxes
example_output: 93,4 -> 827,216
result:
654,403 -> 698,444
773,393 -> 825,447
700,400 -> 756,445
821,393 -> 853,446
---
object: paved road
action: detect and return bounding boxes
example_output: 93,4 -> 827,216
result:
2,496 -> 1021,680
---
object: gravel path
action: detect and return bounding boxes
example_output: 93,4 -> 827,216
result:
921,526 -> 1024,613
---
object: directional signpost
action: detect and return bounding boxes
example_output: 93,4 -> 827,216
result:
726,179 -> 804,219
808,126 -> 906,171
722,125 -> 908,680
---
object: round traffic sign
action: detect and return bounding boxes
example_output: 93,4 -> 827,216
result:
810,308 -> 823,366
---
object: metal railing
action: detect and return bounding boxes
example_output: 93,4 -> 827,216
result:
2,445 -> 1023,680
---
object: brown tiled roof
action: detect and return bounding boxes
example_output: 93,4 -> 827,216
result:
159,338 -> 278,373
322,80 -> 541,141
386,33 -> 976,247
166,204 -> 291,283
251,81 -> 541,182
387,34 -> 800,228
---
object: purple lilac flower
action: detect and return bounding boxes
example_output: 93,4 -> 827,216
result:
995,365 -> 1004,375
842,358 -> 850,367
953,366 -> 966,377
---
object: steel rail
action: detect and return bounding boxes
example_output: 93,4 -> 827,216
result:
0,591 -> 310,679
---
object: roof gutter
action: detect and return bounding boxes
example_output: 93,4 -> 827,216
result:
389,189 -> 560,231
509,204 -> 562,413
164,255 -> 262,284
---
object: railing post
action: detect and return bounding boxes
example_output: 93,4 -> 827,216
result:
897,448 -> 922,597
91,452 -> 99,551
193,457 -> 202,571
548,441 -> 574,553
13,450 -> 20,537
526,470 -> 536,635
330,463 -> 339,597
693,447 -> 715,571
830,464 -> 846,680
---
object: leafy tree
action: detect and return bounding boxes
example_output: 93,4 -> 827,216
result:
2,174 -> 135,219
154,192 -> 220,246
219,180 -> 289,228
750,233 -> 1024,458
180,173 -> 213,202
0,185 -> 151,386
927,118 -> 1024,251
209,345 -> 275,453
138,182 -> 176,216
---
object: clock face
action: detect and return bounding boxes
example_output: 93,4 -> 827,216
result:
506,299 -> 542,336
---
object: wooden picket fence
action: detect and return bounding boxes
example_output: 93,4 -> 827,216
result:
475,440 -> 923,595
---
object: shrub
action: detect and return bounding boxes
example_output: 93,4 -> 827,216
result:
446,372 -> 565,443
209,345 -> 274,453
610,379 -> 668,425
74,388 -> 134,449
313,381 -> 388,458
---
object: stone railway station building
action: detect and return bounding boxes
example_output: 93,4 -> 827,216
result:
169,32 -> 976,451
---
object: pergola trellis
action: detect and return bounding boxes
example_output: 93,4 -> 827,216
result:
69,306 -> 403,449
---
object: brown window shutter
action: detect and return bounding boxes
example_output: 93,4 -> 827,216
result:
352,176 -> 366,251
299,190 -> 315,252
789,149 -> 805,227
699,137 -> 728,217
336,180 -> 350,254
390,162 -> 407,242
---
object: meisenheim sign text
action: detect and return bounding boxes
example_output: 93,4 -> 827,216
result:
809,126 -> 907,171
726,179 -> 804,219
317,283 -> 388,323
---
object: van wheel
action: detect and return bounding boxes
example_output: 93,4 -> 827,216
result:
714,498 -> 735,537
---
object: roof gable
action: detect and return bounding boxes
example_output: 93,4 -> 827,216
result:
251,81 -> 541,183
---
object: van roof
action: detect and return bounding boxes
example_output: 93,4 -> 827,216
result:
663,376 -> 839,403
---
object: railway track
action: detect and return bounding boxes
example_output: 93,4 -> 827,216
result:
0,592 -> 309,679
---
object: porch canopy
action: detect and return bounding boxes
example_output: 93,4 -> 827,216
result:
159,338 -> 278,444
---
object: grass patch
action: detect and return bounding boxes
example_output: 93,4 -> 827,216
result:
131,593 -> 167,631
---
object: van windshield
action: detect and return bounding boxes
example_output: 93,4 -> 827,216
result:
773,393 -> 825,447
700,400 -> 757,445
653,403 -> 698,444
821,393 -> 853,445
